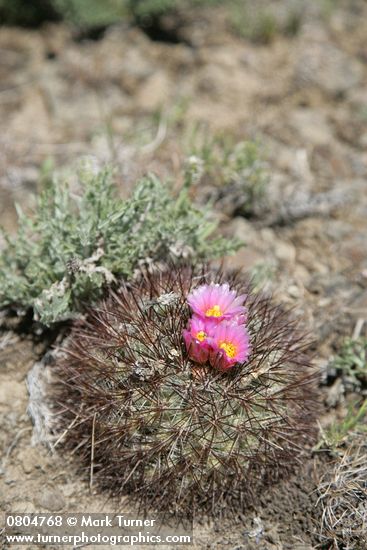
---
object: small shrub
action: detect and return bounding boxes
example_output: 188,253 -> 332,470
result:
315,338 -> 367,452
52,0 -> 127,28
0,0 -> 221,28
230,1 -> 304,44
0,0 -> 59,26
129,0 -> 221,19
0,167 -> 237,325
186,135 -> 268,217
315,399 -> 367,452
50,266 -> 317,515
0,0 -> 125,28
128,0 -> 178,19
330,336 -> 367,390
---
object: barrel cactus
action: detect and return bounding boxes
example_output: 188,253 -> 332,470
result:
51,266 -> 317,514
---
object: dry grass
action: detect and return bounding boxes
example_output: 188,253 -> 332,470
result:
316,440 -> 367,549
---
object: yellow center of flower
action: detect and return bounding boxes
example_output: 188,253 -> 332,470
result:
219,341 -> 237,359
205,304 -> 222,317
196,331 -> 206,342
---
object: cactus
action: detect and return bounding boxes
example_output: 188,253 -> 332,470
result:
51,265 -> 317,515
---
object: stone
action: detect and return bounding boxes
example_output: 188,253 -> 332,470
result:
274,240 -> 296,265
297,248 -> 329,275
62,483 -> 76,498
136,71 -> 172,112
289,109 -> 333,146
17,447 -> 43,474
288,284 -> 302,299
259,228 -> 276,243
225,218 -> 264,271
326,378 -> 344,408
225,246 -> 264,272
34,487 -> 65,512
228,217 -> 258,243
12,500 -> 36,513
295,35 -> 363,96
0,379 -> 26,408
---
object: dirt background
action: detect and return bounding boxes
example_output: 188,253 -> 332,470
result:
1,1 -> 367,548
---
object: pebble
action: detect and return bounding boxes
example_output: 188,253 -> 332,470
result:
297,248 -> 329,275
274,240 -> 296,265
289,109 -> 334,146
34,487 -> 65,512
288,284 -> 301,299
17,447 -> 43,474
0,379 -> 26,407
294,264 -> 311,286
295,38 -> 363,95
137,70 -> 172,112
62,483 -> 75,498
228,217 -> 258,243
12,500 -> 36,513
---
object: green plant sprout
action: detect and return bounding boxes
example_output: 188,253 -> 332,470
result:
185,130 -> 268,217
330,336 -> 367,388
315,399 -> 367,453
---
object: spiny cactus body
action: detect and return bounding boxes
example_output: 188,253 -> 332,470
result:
51,266 -> 317,515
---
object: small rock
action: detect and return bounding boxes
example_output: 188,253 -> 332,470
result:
4,464 -> 19,485
294,264 -> 311,286
289,109 -> 333,146
244,516 -> 264,541
288,284 -> 301,299
137,70 -> 172,111
227,217 -> 258,243
225,218 -> 264,271
34,487 -> 65,512
297,248 -> 329,275
326,378 -> 344,408
0,379 -> 26,407
12,500 -> 36,513
62,483 -> 75,498
225,246 -> 264,273
349,290 -> 367,317
274,240 -> 296,265
295,37 -> 363,96
259,228 -> 276,244
17,447 -> 42,474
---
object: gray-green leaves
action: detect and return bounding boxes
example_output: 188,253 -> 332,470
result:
0,167 -> 238,325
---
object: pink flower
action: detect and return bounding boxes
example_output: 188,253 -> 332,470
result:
187,283 -> 246,322
183,282 -> 250,371
232,312 -> 248,326
209,322 -> 250,371
183,316 -> 216,364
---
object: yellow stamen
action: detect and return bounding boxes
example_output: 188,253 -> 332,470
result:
205,304 -> 222,317
219,341 -> 237,359
196,331 -> 206,342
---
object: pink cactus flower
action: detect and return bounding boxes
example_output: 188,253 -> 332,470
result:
187,283 -> 246,322
232,312 -> 248,326
183,316 -> 216,364
209,322 -> 250,371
